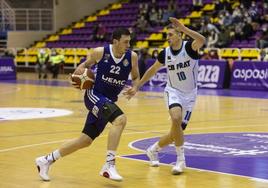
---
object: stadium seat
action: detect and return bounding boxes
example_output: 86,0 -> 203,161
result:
240,48 -> 261,60
218,48 -> 240,60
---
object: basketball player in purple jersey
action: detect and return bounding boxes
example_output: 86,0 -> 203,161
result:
35,28 -> 139,181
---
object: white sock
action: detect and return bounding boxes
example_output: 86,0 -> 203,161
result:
46,149 -> 61,163
150,142 -> 162,152
106,150 -> 116,164
176,146 -> 185,161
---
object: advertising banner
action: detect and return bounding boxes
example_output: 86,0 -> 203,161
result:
0,58 -> 16,80
230,61 -> 268,91
144,59 -> 228,89
197,60 -> 228,89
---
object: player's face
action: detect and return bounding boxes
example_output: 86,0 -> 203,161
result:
116,35 -> 131,53
167,28 -> 181,46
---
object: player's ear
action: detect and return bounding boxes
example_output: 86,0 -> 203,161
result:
113,39 -> 118,45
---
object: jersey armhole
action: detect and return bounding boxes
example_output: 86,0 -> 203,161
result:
185,41 -> 199,60
157,49 -> 165,65
95,47 -> 105,63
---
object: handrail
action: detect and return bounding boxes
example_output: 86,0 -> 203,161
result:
13,8 -> 53,31
2,47 -> 267,69
0,0 -> 53,31
0,0 -> 15,31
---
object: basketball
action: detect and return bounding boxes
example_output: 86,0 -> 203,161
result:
71,68 -> 95,90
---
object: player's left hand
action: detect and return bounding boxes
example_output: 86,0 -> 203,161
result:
169,17 -> 185,31
122,85 -> 138,100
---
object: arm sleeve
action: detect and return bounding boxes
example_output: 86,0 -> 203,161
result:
185,41 -> 199,60
157,49 -> 165,65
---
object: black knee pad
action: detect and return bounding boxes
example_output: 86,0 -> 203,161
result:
82,102 -> 124,140
101,102 -> 124,123
82,119 -> 106,140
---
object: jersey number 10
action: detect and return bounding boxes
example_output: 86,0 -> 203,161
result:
177,71 -> 186,81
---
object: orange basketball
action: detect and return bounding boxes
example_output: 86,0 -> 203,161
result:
71,68 -> 95,90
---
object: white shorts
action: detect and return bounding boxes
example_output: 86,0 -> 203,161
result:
164,86 -> 197,126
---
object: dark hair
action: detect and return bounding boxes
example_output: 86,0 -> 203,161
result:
112,28 -> 130,41
166,24 -> 182,37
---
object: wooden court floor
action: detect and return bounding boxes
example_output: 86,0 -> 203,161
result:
0,73 -> 268,188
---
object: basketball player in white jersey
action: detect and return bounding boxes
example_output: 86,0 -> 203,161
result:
125,17 -> 205,174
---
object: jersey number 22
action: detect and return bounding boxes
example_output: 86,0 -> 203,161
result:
110,65 -> 120,75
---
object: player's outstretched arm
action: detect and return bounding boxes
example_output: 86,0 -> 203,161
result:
123,58 -> 163,99
123,51 -> 140,100
138,60 -> 163,89
169,17 -> 206,51
131,51 -> 140,88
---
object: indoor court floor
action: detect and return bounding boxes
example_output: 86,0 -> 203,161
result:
0,73 -> 268,188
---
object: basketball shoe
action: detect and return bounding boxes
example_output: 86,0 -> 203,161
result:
99,161 -> 123,181
35,156 -> 51,181
171,160 -> 186,175
146,147 -> 159,167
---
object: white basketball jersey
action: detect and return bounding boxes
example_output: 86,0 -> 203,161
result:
164,41 -> 198,93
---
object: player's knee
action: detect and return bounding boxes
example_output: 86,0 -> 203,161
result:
171,115 -> 182,125
78,134 -> 93,148
113,114 -> 127,129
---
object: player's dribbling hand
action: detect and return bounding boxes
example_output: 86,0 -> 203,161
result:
169,17 -> 185,31
68,73 -> 80,89
122,85 -> 138,100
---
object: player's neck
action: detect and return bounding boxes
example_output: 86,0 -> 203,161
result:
171,40 -> 182,51
111,45 -> 124,58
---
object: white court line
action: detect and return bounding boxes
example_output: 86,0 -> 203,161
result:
126,123 -> 268,131
1,121 -> 268,153
118,155 -> 268,183
190,123 -> 268,130
0,86 -> 21,95
1,123 -> 267,153
0,130 -> 160,153
124,136 -> 268,183
1,130 -> 268,183
0,139 -> 70,153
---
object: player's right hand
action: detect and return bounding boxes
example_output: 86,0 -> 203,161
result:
68,73 -> 80,89
122,85 -> 138,100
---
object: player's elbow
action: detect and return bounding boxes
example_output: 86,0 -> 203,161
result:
198,35 -> 206,47
194,36 -> 206,50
